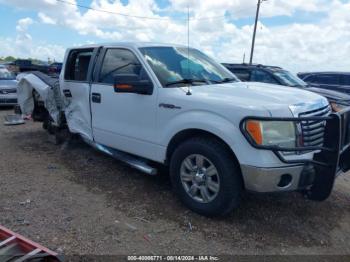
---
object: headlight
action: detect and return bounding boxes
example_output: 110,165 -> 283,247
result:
331,102 -> 348,112
244,120 -> 297,148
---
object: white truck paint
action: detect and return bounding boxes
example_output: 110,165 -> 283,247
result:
17,42 -> 349,216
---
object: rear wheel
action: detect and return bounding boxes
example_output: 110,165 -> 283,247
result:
170,137 -> 243,217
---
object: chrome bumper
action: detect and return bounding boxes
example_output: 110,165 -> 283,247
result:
241,165 -> 305,193
0,94 -> 17,105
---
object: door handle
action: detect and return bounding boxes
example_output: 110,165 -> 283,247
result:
63,89 -> 72,98
92,93 -> 101,103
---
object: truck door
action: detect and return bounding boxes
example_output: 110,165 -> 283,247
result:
90,47 -> 160,161
61,48 -> 95,140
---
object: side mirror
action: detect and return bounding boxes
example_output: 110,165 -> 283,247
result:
114,74 -> 153,95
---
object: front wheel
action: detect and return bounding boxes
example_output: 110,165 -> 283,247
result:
170,137 -> 243,217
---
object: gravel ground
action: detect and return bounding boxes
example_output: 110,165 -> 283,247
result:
0,108 -> 350,256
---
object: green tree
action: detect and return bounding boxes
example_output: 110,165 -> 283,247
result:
4,56 -> 16,62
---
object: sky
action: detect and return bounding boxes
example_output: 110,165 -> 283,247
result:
0,0 -> 349,73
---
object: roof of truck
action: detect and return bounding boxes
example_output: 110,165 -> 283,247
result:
222,63 -> 283,71
72,42 -> 188,49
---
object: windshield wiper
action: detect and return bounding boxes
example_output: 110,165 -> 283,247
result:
211,78 -> 237,84
165,79 -> 208,87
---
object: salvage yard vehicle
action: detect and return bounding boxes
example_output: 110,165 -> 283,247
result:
223,63 -> 350,112
17,43 -> 350,216
298,72 -> 350,95
0,65 -> 17,106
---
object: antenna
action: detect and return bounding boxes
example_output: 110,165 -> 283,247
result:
243,53 -> 246,64
187,6 -> 190,52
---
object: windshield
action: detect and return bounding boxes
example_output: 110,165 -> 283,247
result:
139,47 -> 239,87
0,67 -> 16,80
274,70 -> 307,87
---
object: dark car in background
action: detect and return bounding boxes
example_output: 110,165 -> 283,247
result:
223,63 -> 350,112
298,72 -> 350,95
0,65 -> 17,106
14,59 -> 49,74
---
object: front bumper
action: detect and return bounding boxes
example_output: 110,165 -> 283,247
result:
241,164 -> 304,192
240,108 -> 350,200
0,95 -> 17,106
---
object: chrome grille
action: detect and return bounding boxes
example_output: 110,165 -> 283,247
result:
0,88 -> 17,94
0,98 -> 17,104
299,105 -> 331,147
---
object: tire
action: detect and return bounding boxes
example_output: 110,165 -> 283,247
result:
170,137 -> 243,217
42,120 -> 48,130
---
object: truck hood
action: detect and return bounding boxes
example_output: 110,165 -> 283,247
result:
189,82 -> 327,115
0,79 -> 17,89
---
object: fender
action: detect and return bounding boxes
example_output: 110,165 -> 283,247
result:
159,109 -> 278,166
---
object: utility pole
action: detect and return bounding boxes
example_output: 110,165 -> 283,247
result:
249,0 -> 267,65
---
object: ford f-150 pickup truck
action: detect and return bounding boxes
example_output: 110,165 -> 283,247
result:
17,43 -> 350,216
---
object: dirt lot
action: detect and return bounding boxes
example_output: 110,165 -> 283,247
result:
0,108 -> 350,256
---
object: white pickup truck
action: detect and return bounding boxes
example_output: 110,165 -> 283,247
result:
17,43 -> 350,216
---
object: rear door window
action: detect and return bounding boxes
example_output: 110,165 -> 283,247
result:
341,75 -> 350,86
313,74 -> 340,85
251,70 -> 278,84
303,75 -> 315,82
230,68 -> 251,81
64,49 -> 93,81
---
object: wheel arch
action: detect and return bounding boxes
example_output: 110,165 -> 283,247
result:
165,128 -> 243,184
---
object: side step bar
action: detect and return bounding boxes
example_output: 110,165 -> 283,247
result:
82,138 -> 157,175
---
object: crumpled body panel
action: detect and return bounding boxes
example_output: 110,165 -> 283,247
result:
17,72 -> 65,126
17,72 -> 93,140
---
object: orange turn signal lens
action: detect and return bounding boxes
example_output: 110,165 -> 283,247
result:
115,84 -> 132,89
245,120 -> 263,145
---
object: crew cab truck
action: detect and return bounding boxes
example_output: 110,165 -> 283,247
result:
17,43 -> 350,217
